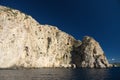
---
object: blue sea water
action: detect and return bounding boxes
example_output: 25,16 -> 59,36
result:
0,68 -> 120,80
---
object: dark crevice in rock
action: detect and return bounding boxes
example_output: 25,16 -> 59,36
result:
47,37 -> 51,52
25,46 -> 29,56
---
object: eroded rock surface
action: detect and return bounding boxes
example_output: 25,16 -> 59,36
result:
72,36 -> 111,68
0,6 -> 111,68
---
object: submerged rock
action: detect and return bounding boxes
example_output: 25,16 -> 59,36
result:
0,6 -> 111,68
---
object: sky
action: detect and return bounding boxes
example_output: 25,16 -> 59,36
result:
0,0 -> 120,63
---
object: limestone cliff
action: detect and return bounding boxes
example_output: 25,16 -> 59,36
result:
0,6 -> 111,68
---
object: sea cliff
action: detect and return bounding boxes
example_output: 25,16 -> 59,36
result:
0,6 -> 111,68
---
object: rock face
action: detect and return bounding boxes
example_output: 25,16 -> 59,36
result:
72,36 -> 110,68
0,6 -> 111,68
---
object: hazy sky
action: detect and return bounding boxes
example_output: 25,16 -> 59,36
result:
0,0 -> 120,62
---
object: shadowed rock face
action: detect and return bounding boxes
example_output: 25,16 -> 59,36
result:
0,6 -> 111,69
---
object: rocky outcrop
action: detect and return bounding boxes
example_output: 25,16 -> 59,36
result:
0,6 -> 111,68
72,36 -> 111,68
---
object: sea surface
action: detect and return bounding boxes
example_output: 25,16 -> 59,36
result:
0,68 -> 120,80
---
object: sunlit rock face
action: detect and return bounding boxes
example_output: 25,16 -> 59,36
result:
0,6 -> 111,68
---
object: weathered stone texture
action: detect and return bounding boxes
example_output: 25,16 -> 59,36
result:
0,6 -> 111,68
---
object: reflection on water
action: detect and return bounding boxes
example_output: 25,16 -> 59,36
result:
70,68 -> 110,80
81,69 -> 109,80
0,69 -> 73,80
0,68 -> 119,80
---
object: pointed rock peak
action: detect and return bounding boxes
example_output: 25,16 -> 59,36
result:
83,36 -> 93,40
82,36 -> 96,43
